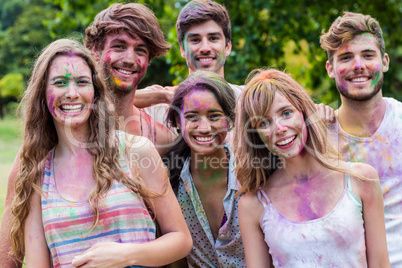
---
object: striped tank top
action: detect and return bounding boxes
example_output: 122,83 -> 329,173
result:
41,136 -> 155,267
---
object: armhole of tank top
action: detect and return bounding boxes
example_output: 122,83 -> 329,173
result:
116,131 -> 133,179
257,188 -> 270,208
345,162 -> 353,192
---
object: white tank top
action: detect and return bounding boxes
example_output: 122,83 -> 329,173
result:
258,172 -> 367,267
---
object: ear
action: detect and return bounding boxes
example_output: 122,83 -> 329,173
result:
91,45 -> 101,62
180,45 -> 186,59
325,60 -> 335,78
175,114 -> 182,129
228,121 -> 234,131
382,53 -> 390,73
225,40 -> 232,57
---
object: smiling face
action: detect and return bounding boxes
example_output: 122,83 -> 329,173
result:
96,31 -> 149,92
46,55 -> 94,130
178,89 -> 229,156
256,92 -> 308,159
326,33 -> 389,102
180,20 -> 231,77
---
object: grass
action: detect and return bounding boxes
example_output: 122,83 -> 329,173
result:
0,114 -> 23,222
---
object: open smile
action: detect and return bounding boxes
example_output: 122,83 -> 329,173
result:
275,135 -> 296,148
60,104 -> 85,114
115,68 -> 138,75
347,75 -> 371,84
193,135 -> 216,144
196,55 -> 216,65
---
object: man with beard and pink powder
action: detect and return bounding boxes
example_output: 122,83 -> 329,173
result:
321,11 -> 402,267
0,3 -> 176,267
84,3 -> 175,154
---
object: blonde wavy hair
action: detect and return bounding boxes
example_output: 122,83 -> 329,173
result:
10,39 -> 160,262
234,68 -> 359,195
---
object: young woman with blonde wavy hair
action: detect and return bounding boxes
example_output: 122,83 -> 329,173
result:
234,68 -> 389,267
9,38 -> 191,267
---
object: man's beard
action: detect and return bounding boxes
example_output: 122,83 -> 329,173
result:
336,75 -> 383,102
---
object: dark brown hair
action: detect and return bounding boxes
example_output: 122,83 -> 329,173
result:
176,0 -> 232,47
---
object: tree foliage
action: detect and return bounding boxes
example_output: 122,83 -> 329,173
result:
0,73 -> 24,98
1,0 -> 401,117
0,73 -> 24,118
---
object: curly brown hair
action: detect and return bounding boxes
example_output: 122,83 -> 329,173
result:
85,3 -> 170,61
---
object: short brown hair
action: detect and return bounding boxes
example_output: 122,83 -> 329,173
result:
176,0 -> 232,47
85,3 -> 171,61
320,11 -> 385,65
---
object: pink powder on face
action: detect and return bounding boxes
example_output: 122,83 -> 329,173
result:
47,92 -> 57,116
339,68 -> 347,75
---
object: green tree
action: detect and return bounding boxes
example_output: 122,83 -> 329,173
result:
0,73 -> 24,118
38,0 -> 402,103
0,1 -> 58,79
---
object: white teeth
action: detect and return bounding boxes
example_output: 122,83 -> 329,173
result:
199,58 -> 213,62
351,77 -> 368,82
277,136 -> 296,146
61,104 -> 83,113
195,136 -> 214,142
117,69 -> 134,75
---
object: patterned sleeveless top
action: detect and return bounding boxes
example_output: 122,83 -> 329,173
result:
258,171 -> 367,267
41,133 -> 155,268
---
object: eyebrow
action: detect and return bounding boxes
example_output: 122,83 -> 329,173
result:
50,75 -> 91,81
110,38 -> 128,44
184,109 -> 224,114
276,105 -> 293,113
338,48 -> 377,57
187,32 -> 223,38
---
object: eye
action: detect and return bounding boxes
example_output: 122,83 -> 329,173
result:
209,36 -> 220,42
53,80 -> 67,86
189,37 -> 200,43
258,119 -> 270,128
136,47 -> 149,55
340,55 -> 351,61
208,113 -> 223,121
282,110 -> 292,118
77,79 -> 91,86
112,44 -> 125,50
185,114 -> 199,122
364,53 -> 375,59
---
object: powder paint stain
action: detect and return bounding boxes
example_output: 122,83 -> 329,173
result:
65,73 -> 72,79
371,72 -> 381,87
293,177 -> 321,220
47,93 -> 57,116
114,76 -> 123,86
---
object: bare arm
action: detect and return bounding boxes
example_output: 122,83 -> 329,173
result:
351,163 -> 390,267
134,85 -> 177,108
0,150 -> 22,268
239,192 -> 272,268
72,137 -> 192,267
153,119 -> 176,156
24,191 -> 51,267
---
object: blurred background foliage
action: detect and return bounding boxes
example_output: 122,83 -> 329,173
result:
0,0 -> 401,118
